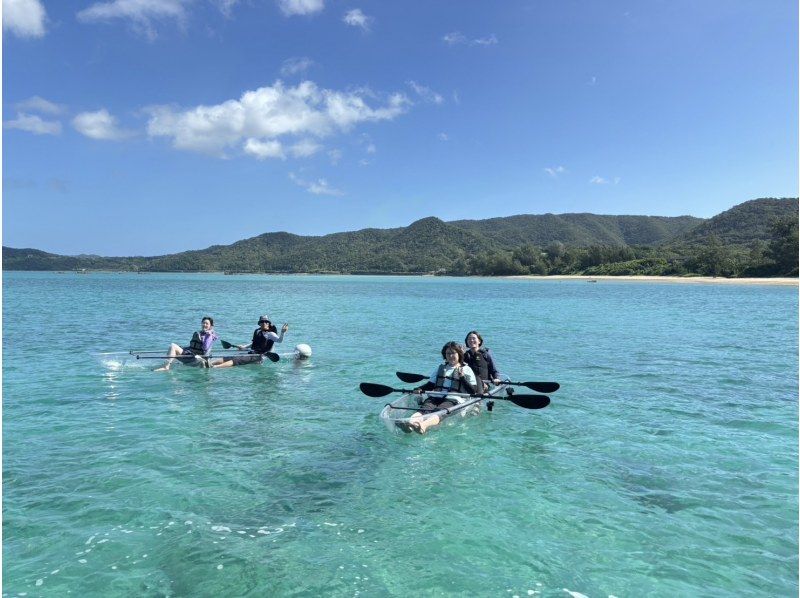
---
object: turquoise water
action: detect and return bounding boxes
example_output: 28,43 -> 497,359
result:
3,272 -> 798,597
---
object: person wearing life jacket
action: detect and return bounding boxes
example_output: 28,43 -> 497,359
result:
463,330 -> 502,392
155,316 -> 219,371
210,315 -> 288,368
397,341 -> 479,434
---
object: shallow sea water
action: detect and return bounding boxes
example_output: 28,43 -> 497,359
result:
3,272 -> 798,596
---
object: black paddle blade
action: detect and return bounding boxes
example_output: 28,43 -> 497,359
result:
221,340 -> 236,350
396,371 -> 427,383
265,352 -> 280,363
359,382 -> 394,398
519,381 -> 560,394
504,394 -> 550,409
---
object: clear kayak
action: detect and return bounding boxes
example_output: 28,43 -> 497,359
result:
379,381 -> 510,433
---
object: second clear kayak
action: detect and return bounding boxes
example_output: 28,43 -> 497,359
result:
378,381 -> 510,433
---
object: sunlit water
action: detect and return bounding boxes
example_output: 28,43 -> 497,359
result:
3,272 -> 797,596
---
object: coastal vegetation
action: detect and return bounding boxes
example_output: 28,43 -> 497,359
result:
3,197 -> 797,277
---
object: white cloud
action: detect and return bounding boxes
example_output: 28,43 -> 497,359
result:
587,76 -> 597,86
473,34 -> 498,46
328,148 -> 342,165
244,138 -> 285,160
77,0 -> 188,40
343,8 -> 370,31
4,113 -> 61,135
3,0 -> 47,38
17,96 -> 65,115
438,132 -> 448,141
544,166 -> 566,178
72,109 -> 133,140
281,57 -> 314,76
146,80 -> 410,158
278,0 -> 324,16
443,31 -> 498,46
589,175 -> 608,184
289,172 -> 343,196
407,81 -> 444,105
442,31 -> 467,45
290,139 -> 322,157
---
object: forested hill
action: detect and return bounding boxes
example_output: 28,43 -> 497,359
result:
667,198 -> 799,247
449,213 -> 704,248
3,197 -> 798,276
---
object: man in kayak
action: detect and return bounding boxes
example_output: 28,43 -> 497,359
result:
397,341 -> 479,434
155,316 -> 219,371
463,330 -> 502,392
209,315 -> 288,368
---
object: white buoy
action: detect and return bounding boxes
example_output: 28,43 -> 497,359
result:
294,343 -> 312,359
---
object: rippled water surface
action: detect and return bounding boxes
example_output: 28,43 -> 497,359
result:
3,272 -> 798,596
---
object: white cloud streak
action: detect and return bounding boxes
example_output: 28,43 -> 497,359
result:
146,80 -> 410,158
278,0 -> 324,16
4,113 -> 62,135
290,139 -> 322,157
16,96 -> 65,115
289,172 -> 343,196
72,109 -> 133,140
407,81 -> 443,105
443,31 -> 498,46
343,8 -> 370,31
3,0 -> 47,38
77,0 -> 188,40
281,57 -> 314,76
589,175 -> 621,184
544,166 -> 566,178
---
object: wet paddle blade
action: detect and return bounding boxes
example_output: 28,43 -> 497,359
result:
221,340 -> 237,350
359,382 -> 394,397
520,381 -> 560,393
396,371 -> 427,383
265,352 -> 280,362
504,394 -> 550,409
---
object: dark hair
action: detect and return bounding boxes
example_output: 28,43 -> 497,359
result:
440,341 -> 464,363
465,330 -> 483,346
202,316 -> 214,326
269,323 -> 278,333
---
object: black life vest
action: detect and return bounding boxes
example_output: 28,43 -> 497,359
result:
432,364 -> 475,394
251,329 -> 275,354
464,348 -> 490,382
188,332 -> 206,354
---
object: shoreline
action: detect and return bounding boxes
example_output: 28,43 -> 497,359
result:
504,275 -> 798,286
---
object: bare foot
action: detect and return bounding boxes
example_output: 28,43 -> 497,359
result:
408,420 -> 425,434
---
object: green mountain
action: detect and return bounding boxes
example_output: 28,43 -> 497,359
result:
3,198 -> 797,276
667,197 -> 798,248
449,213 -> 704,248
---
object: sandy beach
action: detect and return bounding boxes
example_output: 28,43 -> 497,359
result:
505,275 -> 798,286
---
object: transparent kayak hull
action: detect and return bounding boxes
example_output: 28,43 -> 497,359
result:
378,383 -> 510,433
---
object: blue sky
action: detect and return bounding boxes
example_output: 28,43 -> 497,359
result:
3,0 -> 797,256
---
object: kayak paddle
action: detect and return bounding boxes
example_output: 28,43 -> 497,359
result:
362,382 -> 551,410
395,371 -> 559,394
220,340 -> 280,362
359,382 -> 418,397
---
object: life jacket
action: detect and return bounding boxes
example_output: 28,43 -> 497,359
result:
188,331 -> 207,354
465,347 -> 490,382
251,329 -> 275,354
432,364 -> 475,394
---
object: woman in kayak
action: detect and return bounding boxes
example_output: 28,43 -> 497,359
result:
209,315 -> 288,368
155,316 -> 219,371
397,341 -> 479,434
463,330 -> 502,392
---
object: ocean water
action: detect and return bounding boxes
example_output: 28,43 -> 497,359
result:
3,272 -> 797,597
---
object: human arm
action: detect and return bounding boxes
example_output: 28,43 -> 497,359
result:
458,365 -> 479,394
265,323 -> 289,344
413,366 -> 439,393
484,349 -> 502,384
201,331 -> 219,355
